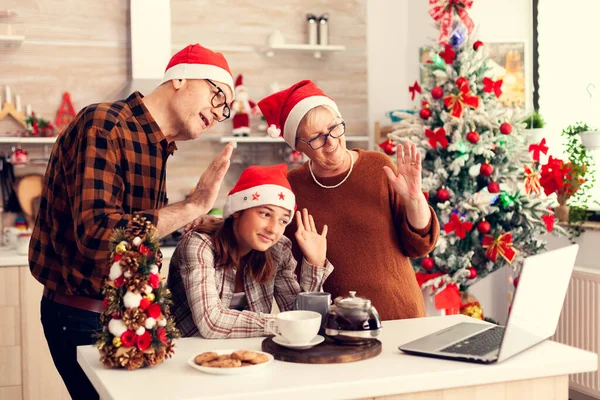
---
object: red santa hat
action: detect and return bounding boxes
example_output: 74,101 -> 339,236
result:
160,44 -> 235,100
235,74 -> 244,87
222,164 -> 296,220
257,80 -> 340,148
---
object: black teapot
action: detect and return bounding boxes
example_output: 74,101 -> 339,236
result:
323,291 -> 382,345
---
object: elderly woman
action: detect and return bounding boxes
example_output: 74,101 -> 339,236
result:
257,80 -> 439,320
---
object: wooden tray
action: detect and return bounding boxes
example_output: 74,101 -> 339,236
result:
261,336 -> 382,364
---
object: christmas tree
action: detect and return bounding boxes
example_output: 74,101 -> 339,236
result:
96,216 -> 180,370
386,1 -> 566,304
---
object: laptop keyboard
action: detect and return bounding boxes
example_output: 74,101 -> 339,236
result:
440,326 -> 505,356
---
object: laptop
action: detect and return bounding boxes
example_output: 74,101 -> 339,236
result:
399,244 -> 579,364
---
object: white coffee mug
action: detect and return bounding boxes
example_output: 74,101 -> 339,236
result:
3,227 -> 24,248
269,310 -> 321,345
16,232 -> 31,255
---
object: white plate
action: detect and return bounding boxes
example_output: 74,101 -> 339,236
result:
187,349 -> 274,375
272,334 -> 325,350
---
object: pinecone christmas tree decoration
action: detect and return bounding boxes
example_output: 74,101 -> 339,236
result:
96,216 -> 179,370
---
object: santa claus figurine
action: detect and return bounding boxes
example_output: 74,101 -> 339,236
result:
231,74 -> 259,136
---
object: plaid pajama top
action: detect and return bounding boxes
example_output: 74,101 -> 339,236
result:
167,232 -> 334,338
29,92 -> 175,298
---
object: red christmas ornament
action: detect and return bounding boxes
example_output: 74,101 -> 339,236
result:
111,312 -> 121,320
439,44 -> 456,64
477,220 -> 491,234
487,181 -> 500,193
431,86 -> 444,99
156,327 -> 167,345
137,331 -> 152,351
147,303 -> 162,319
113,254 -> 122,262
466,131 -> 479,144
467,267 -> 477,279
456,77 -> 468,88
103,298 -> 109,309
419,108 -> 432,119
473,40 -> 484,50
139,297 -> 151,310
480,163 -> 494,177
500,122 -> 513,135
378,139 -> 396,155
148,273 -> 160,289
436,187 -> 450,202
139,243 -> 151,256
421,257 -> 435,271
114,275 -> 125,288
121,330 -> 136,347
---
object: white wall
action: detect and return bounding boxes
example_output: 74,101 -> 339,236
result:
367,0 -> 532,323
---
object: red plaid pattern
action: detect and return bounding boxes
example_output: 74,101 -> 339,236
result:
167,232 -> 333,338
29,92 -> 176,298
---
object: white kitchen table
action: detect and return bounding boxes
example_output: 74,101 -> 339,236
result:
77,314 -> 597,400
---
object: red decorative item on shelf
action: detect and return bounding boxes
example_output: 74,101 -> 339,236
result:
378,139 -> 396,155
466,131 -> 479,144
55,92 -> 76,131
431,86 -> 444,99
499,122 -> 513,135
421,257 -> 435,271
436,187 -> 450,202
477,220 -> 491,234
480,163 -> 494,177
419,107 -> 432,120
409,81 -> 422,101
473,40 -> 484,51
10,146 -> 29,166
541,214 -> 555,233
487,181 -> 500,193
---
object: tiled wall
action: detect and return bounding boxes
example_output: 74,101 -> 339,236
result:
0,0 -> 367,215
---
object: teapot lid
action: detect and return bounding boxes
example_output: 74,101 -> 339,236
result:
334,291 -> 371,309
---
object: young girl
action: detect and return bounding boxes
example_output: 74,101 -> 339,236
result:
167,163 -> 332,338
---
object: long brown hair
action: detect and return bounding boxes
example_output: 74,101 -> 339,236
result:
211,215 -> 276,284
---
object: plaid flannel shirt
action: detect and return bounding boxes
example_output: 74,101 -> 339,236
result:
29,92 -> 175,298
167,232 -> 334,338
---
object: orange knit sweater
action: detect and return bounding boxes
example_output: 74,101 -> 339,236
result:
285,149 -> 440,320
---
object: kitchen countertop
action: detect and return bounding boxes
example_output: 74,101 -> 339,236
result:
0,246 -> 176,267
77,315 -> 597,400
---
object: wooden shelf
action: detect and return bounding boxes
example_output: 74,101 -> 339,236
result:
0,35 -> 24,49
219,134 -> 368,148
0,136 -> 56,144
262,43 -> 345,59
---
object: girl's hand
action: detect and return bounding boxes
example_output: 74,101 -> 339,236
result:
295,208 -> 328,267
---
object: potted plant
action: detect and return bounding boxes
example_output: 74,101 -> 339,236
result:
522,110 -> 545,143
580,129 -> 600,150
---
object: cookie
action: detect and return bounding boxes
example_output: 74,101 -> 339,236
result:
231,350 -> 258,362
203,358 -> 241,368
249,353 -> 269,364
194,352 -> 218,365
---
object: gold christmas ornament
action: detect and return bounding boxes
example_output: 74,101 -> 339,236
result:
115,242 -> 127,254
146,292 -> 156,302
112,337 -> 122,347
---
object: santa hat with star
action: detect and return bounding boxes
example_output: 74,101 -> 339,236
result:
222,164 -> 296,220
160,44 -> 235,99
257,80 -> 340,148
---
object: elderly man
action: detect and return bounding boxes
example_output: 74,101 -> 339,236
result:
29,43 -> 235,399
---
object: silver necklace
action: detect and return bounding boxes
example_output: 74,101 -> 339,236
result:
309,149 -> 354,189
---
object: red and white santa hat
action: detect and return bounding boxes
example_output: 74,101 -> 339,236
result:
222,164 -> 296,220
257,80 -> 340,148
160,44 -> 235,100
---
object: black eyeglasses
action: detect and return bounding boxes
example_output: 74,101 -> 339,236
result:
206,79 -> 231,122
296,121 -> 346,150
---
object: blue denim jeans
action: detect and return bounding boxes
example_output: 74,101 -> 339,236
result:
40,296 -> 101,400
